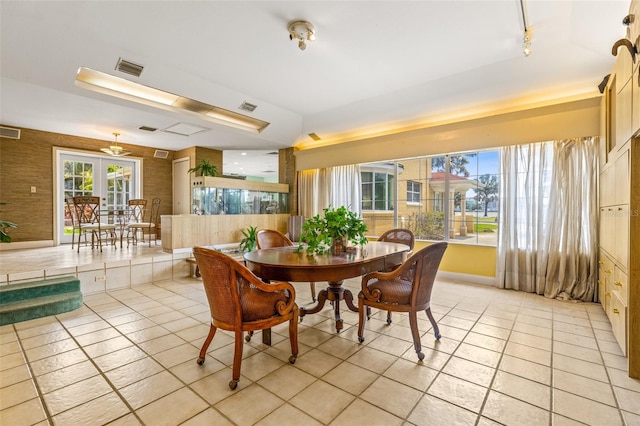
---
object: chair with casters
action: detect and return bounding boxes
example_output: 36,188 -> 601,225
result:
193,247 -> 299,390
126,198 -> 160,247
256,228 -> 317,302
374,228 -> 416,324
357,242 -> 447,361
72,195 -> 117,252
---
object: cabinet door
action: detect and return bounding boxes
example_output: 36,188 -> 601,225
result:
633,65 -> 639,137
615,149 -> 630,205
617,78 -> 634,147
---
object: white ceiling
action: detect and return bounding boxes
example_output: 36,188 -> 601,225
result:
0,1 -> 630,178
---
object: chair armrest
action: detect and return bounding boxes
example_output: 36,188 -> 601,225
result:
236,266 -> 297,315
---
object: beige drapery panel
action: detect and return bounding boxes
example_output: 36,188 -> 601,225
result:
496,137 -> 599,302
297,165 -> 362,218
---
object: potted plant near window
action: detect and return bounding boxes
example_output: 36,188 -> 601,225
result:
298,205 -> 368,254
0,201 -> 17,243
187,159 -> 218,177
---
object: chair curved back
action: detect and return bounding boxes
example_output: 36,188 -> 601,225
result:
73,196 -> 101,225
410,242 -> 448,307
193,246 -> 299,389
378,228 -> 415,252
127,199 -> 147,223
148,198 -> 161,225
257,229 -> 293,249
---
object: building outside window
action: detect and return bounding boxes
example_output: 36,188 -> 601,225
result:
361,149 -> 499,246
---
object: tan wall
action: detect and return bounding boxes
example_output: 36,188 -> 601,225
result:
0,127 -> 174,242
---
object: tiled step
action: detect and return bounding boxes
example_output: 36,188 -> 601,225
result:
0,276 -> 83,325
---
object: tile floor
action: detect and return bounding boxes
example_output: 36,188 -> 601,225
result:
1,271 -> 640,425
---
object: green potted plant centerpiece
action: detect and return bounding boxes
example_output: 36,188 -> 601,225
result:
239,225 -> 258,252
298,205 -> 368,255
187,159 -> 218,177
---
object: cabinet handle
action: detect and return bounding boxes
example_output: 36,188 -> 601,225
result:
614,281 -> 623,287
599,260 -> 605,265
606,292 -> 611,297
618,207 -> 623,211
613,308 -> 620,314
605,269 -> 612,274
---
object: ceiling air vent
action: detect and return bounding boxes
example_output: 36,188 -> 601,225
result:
115,58 -> 144,77
139,125 -> 157,132
0,126 -> 21,139
239,101 -> 257,112
154,150 -> 169,159
308,132 -> 321,141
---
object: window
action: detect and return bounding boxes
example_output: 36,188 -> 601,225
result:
361,149 -> 500,246
406,180 -> 421,203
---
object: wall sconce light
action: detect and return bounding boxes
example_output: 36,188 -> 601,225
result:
288,20 -> 316,51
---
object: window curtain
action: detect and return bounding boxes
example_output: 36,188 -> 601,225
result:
297,165 -> 362,218
496,137 -> 599,302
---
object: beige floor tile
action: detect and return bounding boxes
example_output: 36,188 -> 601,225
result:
119,370 -> 183,409
136,387 -> 209,426
254,402 -> 322,426
43,374 -> 112,415
613,386 -> 640,415
30,348 -> 88,376
169,356 -> 226,385
553,353 -> 609,383
492,370 -> 550,409
25,338 -> 78,362
553,369 -> 616,406
93,346 -> 147,372
174,323 -> 211,343
0,352 -> 26,372
366,334 -> 413,357
454,342 -> 501,368
472,323 -> 512,340
83,336 -> 133,358
181,408 -> 235,426
0,379 -> 38,409
322,361 -> 379,395
622,410 -> 640,426
20,329 -> 70,350
427,373 -> 487,413
443,356 -> 496,388
552,413 -> 588,426
36,359 -> 99,394
509,330 -> 552,351
74,327 -> 122,346
66,319 -> 112,337
332,398 -> 403,426
215,384 -> 284,425
190,368 -> 251,405
553,389 -> 624,425
162,317 -> 201,333
294,348 -> 343,377
297,327 -> 336,348
0,363 -> 32,388
383,357 -> 439,392
138,333 -> 187,355
553,341 -> 603,364
125,325 -> 170,343
408,394 -> 478,426
463,332 -> 506,353
499,355 -> 551,386
607,368 -> 640,392
290,380 -> 355,424
360,376 -> 422,418
0,397 -> 47,425
503,341 -> 550,366
234,351 -> 286,382
105,356 -> 164,389
51,391 -> 129,426
482,390 -> 549,425
317,335 -> 362,360
259,364 -> 316,400
153,342 -> 198,368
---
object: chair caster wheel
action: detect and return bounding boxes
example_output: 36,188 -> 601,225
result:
196,357 -> 205,365
417,351 -> 425,361
245,335 -> 251,342
434,332 -> 441,340
289,355 -> 297,364
358,336 -> 364,343
386,318 -> 392,325
229,379 -> 238,390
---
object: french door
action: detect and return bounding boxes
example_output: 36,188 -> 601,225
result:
57,151 -> 141,244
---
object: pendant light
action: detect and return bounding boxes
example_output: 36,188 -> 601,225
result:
101,132 -> 131,157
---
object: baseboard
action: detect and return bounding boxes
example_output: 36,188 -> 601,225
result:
0,241 -> 54,251
437,271 -> 496,287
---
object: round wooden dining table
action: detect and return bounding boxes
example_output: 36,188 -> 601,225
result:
244,241 -> 410,333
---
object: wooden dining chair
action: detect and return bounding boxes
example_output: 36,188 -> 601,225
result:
375,228 -> 416,324
193,247 -> 298,390
256,229 -> 317,302
65,197 -> 83,249
357,242 -> 447,361
72,196 -> 117,252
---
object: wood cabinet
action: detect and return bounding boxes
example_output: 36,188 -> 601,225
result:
599,0 -> 639,378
